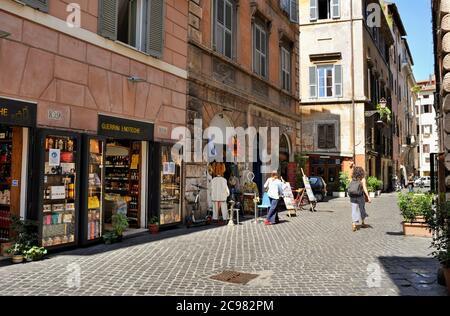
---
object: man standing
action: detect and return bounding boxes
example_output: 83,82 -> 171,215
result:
211,172 -> 230,224
264,171 -> 284,225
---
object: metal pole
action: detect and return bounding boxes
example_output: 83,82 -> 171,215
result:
351,0 -> 356,163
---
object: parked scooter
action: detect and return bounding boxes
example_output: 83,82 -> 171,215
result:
185,184 -> 212,228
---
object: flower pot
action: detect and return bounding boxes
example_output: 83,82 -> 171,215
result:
369,192 -> 375,198
148,224 -> 159,234
443,267 -> 450,295
376,190 -> 382,197
1,242 -> 13,257
402,221 -> 432,238
332,192 -> 347,198
12,255 -> 24,264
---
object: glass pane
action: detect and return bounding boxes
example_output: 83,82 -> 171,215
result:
87,139 -> 103,241
225,31 -> 232,58
42,135 -> 77,247
255,27 -> 261,51
255,52 -> 260,74
326,68 -> 333,96
216,25 -> 224,53
261,31 -> 266,54
318,68 -> 325,97
0,126 -> 14,242
261,56 -> 266,77
128,0 -> 137,48
225,2 -> 232,30
217,0 -> 224,24
160,146 -> 181,225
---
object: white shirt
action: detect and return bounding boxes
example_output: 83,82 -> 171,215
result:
211,176 -> 230,201
264,177 -> 283,200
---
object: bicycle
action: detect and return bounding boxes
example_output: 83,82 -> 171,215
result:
185,184 -> 212,228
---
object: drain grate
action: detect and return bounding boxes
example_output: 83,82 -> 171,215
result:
210,270 -> 259,285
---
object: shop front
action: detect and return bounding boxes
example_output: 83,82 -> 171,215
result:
0,97 -> 36,246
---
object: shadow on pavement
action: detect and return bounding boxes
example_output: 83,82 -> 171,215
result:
378,256 -> 447,296
386,231 -> 404,236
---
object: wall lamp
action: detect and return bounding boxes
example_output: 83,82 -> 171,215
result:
127,76 -> 145,83
0,30 -> 11,39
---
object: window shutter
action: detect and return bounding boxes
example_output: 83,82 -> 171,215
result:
98,0 -> 118,40
22,0 -> 49,12
331,0 -> 340,19
290,0 -> 299,24
280,0 -> 290,13
309,66 -> 317,98
334,65 -> 342,97
310,0 -> 318,21
326,125 -> 335,148
147,0 -> 165,58
318,125 -> 326,148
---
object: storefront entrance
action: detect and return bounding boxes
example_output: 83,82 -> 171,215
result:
310,156 -> 341,194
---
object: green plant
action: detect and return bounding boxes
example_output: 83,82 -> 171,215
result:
367,176 -> 379,192
112,213 -> 129,236
377,179 -> 383,191
376,103 -> 392,122
429,200 -> 450,268
397,192 -> 434,223
6,243 -> 24,256
23,246 -> 47,261
338,171 -> 350,192
7,216 -> 39,255
149,216 -> 159,225
103,231 -> 118,244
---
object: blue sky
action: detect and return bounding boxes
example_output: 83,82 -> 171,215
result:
392,0 -> 434,82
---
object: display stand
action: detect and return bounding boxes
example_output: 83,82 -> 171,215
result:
281,182 -> 297,217
301,168 -> 317,212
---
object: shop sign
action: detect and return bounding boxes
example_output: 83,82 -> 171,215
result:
98,115 -> 154,141
0,97 -> 37,127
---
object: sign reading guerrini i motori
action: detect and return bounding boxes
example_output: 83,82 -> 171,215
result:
0,97 -> 37,127
98,114 -> 154,141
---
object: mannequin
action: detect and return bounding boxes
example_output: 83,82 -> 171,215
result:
242,171 -> 259,214
211,168 -> 230,222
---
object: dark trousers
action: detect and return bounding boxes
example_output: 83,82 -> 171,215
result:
268,198 -> 279,224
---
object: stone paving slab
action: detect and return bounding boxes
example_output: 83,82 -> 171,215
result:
0,193 -> 447,296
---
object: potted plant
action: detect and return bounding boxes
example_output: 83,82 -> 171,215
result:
148,216 -> 160,234
376,179 -> 383,197
376,103 -> 392,123
1,240 -> 13,257
112,213 -> 129,241
429,199 -> 450,294
367,176 -> 378,198
6,243 -> 24,264
102,231 -> 119,244
23,246 -> 47,262
333,172 -> 350,198
398,193 -> 434,237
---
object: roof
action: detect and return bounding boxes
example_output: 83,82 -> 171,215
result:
387,3 -> 407,37
402,38 -> 414,66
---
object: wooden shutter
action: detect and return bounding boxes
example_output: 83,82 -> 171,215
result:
310,0 -> 318,21
98,0 -> 118,40
334,65 -> 342,97
147,0 -> 165,58
318,125 -> 326,149
290,0 -> 299,24
309,66 -> 317,98
326,124 -> 335,148
331,0 -> 340,19
22,0 -> 49,12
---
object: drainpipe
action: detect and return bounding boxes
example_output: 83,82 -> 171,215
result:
351,0 -> 356,163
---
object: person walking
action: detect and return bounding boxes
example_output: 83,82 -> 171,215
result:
347,166 -> 371,232
407,174 -> 415,193
264,171 -> 283,225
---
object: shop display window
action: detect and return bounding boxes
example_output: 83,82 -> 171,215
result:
160,145 -> 181,225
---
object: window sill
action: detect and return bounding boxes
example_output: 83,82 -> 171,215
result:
115,41 -> 148,56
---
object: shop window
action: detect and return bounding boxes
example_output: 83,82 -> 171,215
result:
317,124 -> 336,149
160,145 -> 182,225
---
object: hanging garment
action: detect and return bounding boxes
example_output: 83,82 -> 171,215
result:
211,176 -> 230,202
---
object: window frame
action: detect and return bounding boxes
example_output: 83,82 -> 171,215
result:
213,0 -> 235,60
117,0 -> 149,53
253,22 -> 268,79
280,46 -> 291,92
317,64 -> 334,98
317,123 -> 337,150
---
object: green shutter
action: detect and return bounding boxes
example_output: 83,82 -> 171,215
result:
98,0 -> 118,40
22,0 -> 49,13
147,0 -> 165,58
309,66 -> 317,98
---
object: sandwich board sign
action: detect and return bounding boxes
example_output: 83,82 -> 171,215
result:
281,182 -> 297,217
301,168 -> 317,211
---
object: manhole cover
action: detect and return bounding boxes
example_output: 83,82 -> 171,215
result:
210,271 -> 259,285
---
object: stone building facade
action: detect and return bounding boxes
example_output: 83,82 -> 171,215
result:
186,0 -> 300,213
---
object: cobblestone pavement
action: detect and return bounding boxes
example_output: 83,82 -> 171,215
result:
0,193 -> 447,296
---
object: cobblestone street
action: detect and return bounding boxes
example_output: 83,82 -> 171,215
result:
0,193 -> 447,296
